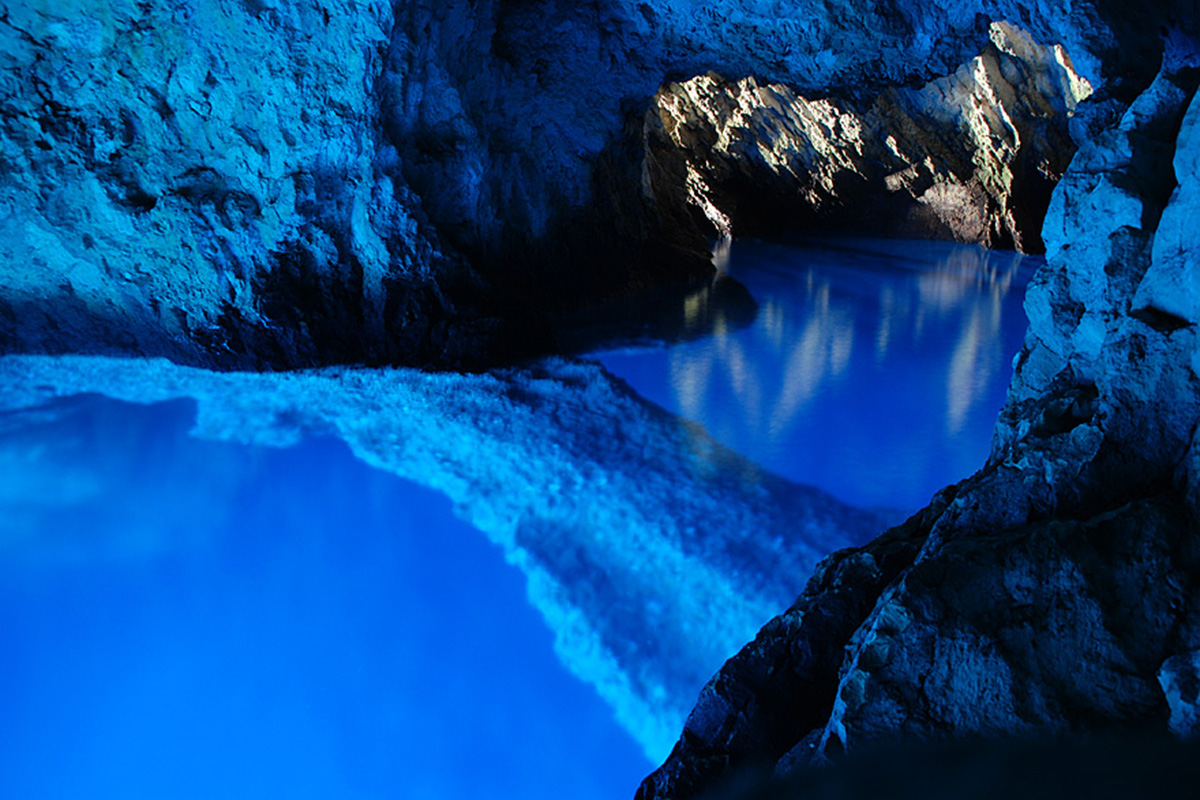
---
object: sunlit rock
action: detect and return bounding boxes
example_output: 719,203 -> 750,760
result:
642,22 -> 1089,252
0,353 -> 888,760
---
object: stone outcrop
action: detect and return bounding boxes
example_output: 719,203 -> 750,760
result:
0,1 -> 1183,368
0,0 -> 503,369
0,352 -> 890,760
637,30 -> 1200,800
644,22 -> 1090,252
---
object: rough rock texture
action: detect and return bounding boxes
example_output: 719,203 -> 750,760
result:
0,1 -> 1183,367
644,22 -> 1090,253
637,29 -> 1200,800
0,0 -> 528,370
0,353 -> 890,759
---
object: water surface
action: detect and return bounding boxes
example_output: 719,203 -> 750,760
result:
0,237 -> 1037,798
0,398 -> 649,800
598,237 -> 1037,511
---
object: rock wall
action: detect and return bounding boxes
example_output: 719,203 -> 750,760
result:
637,28 -> 1200,800
0,1 -> 1182,368
644,22 -> 1090,252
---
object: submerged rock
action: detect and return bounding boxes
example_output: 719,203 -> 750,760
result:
643,22 -> 1089,252
638,26 -> 1200,800
0,353 -> 889,760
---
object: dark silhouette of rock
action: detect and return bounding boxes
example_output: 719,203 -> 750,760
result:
688,735 -> 1200,800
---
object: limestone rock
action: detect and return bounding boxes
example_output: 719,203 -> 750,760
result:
643,22 -> 1090,252
638,469 -> 1200,799
0,1 -> 1185,368
0,0 -> 512,369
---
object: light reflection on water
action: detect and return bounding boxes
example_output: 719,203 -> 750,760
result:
598,237 -> 1037,512
0,237 -> 1035,798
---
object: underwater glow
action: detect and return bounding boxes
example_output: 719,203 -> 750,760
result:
0,398 -> 650,800
0,238 -> 1036,798
0,352 -> 886,768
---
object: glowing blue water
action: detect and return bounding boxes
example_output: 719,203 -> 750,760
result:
0,237 -> 1037,799
598,238 -> 1037,511
0,399 -> 647,800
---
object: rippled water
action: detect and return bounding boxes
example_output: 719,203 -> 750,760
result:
598,237 -> 1038,511
0,238 -> 1037,799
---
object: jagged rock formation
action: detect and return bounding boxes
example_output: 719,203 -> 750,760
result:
637,33 -> 1200,800
0,352 -> 889,759
0,0 -> 550,370
644,22 -> 1090,252
0,1 -> 1180,368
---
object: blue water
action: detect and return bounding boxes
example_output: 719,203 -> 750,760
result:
0,237 -> 1037,799
0,399 -> 647,800
598,238 -> 1037,511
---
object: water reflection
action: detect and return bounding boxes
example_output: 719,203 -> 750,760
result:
0,355 -> 888,775
553,272 -> 758,355
598,238 -> 1037,511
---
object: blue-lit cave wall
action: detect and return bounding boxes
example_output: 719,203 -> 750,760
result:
0,0 -> 1181,368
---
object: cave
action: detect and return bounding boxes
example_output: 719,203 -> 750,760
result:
1,2 -> 1199,799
